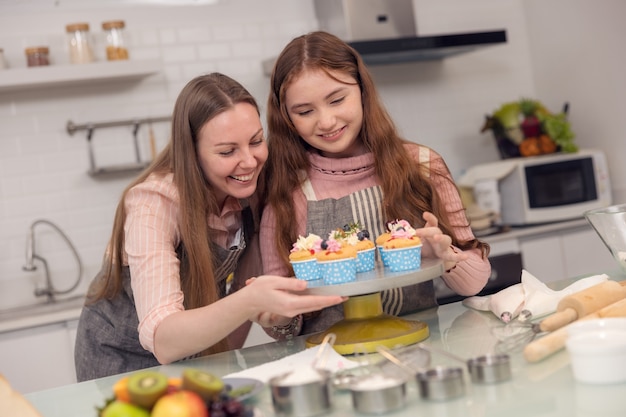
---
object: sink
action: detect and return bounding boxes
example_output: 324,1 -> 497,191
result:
0,294 -> 86,322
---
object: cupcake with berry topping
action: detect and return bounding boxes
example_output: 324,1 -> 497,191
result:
331,223 -> 376,273
315,237 -> 358,284
289,233 -> 322,281
382,220 -> 422,272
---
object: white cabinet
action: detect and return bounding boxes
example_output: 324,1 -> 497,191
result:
517,225 -> 615,282
0,319 -> 78,394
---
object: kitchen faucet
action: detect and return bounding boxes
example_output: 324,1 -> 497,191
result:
23,219 -> 83,303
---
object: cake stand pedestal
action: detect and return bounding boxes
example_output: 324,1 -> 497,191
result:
304,258 -> 444,354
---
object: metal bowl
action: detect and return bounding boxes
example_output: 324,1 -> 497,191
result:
467,354 -> 511,384
416,366 -> 465,401
349,374 -> 407,414
269,369 -> 332,417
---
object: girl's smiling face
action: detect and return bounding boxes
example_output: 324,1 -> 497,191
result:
196,102 -> 267,207
285,68 -> 365,158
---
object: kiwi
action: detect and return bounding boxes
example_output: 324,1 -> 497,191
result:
127,370 -> 169,409
181,368 -> 225,401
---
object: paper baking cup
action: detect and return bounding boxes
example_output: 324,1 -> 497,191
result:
356,248 -> 376,272
377,246 -> 389,266
291,259 -> 321,281
318,258 -> 357,285
384,245 -> 422,272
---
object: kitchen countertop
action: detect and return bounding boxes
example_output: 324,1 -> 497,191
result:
479,218 -> 590,244
0,295 -> 85,334
24,271 -> 626,417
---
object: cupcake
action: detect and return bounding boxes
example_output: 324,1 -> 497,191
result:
289,233 -> 322,281
375,231 -> 392,266
382,220 -> 422,272
331,223 -> 375,273
316,237 -> 357,285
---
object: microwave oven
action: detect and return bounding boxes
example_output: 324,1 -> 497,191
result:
459,149 -> 612,226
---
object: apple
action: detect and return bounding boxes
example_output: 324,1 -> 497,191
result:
101,400 -> 149,417
151,390 -> 208,417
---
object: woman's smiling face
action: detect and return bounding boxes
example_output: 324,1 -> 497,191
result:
196,102 -> 267,207
284,68 -> 365,158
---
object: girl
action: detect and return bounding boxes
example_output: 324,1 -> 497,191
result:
74,73 -> 345,381
259,32 -> 491,335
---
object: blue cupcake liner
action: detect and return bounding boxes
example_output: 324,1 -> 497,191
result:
318,258 -> 357,285
384,245 -> 422,272
290,259 -> 321,281
377,245 -> 389,266
356,248 -> 376,272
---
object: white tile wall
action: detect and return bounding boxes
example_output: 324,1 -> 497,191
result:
0,1 -> 319,309
1,0 -> 622,311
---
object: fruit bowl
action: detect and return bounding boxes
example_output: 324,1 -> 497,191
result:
584,204 -> 626,275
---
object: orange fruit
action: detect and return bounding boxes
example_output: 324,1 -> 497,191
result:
538,134 -> 557,154
519,137 -> 541,156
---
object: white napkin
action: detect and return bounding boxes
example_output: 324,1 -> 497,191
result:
223,345 -> 360,383
462,270 -> 609,322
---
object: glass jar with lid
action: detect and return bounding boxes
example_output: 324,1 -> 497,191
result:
66,22 -> 94,64
102,20 -> 129,60
25,46 -> 50,67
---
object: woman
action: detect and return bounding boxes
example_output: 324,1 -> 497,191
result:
74,73 -> 345,381
259,32 -> 491,335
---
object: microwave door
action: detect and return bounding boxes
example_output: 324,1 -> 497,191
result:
525,158 -> 597,208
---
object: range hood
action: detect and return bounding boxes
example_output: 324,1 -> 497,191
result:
314,0 -> 507,65
347,30 -> 506,65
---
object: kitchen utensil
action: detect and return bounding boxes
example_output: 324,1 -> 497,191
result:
349,374 -> 407,414
524,296 -> 626,362
376,344 -> 430,377
416,366 -> 465,401
566,327 -> 626,384
493,310 -> 543,353
269,333 -> 336,417
567,317 -> 626,336
269,369 -> 332,417
585,204 -> 626,274
417,344 -> 512,384
539,280 -> 626,331
494,280 -> 626,353
466,354 -> 511,384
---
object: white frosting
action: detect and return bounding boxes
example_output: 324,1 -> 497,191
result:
352,374 -> 402,390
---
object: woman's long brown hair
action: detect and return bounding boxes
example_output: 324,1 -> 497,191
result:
260,31 -> 489,269
88,73 -> 260,355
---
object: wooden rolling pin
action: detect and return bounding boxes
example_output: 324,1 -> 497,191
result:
524,295 -> 626,363
538,280 -> 626,332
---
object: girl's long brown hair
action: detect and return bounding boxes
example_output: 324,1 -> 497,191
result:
260,31 -> 489,269
89,73 -> 260,355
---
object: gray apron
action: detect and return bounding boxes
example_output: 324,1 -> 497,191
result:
74,207 -> 253,382
300,183 -> 437,335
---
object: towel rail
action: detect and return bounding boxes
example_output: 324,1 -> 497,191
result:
66,116 -> 171,178
66,116 -> 171,135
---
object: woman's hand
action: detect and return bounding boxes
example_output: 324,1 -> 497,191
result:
415,212 -> 468,271
243,276 -> 346,326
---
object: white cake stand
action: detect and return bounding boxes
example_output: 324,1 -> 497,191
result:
303,258 -> 444,354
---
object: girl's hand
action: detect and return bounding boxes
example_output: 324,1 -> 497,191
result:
244,276 -> 346,325
415,212 -> 468,271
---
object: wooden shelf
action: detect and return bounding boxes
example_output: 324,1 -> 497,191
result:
0,59 -> 161,92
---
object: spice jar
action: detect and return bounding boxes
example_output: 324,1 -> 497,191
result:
66,22 -> 94,64
102,20 -> 129,60
25,46 -> 50,67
